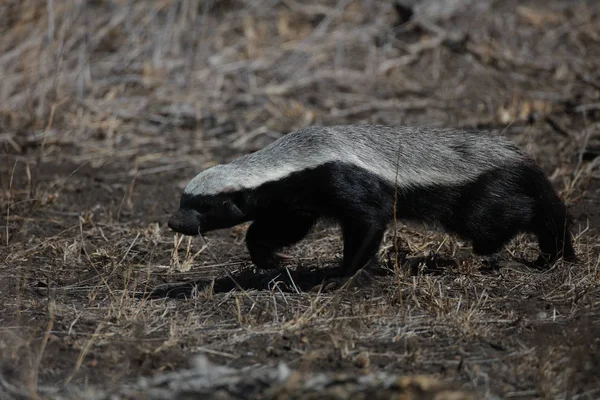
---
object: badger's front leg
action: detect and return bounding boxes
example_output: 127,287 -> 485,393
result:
340,217 -> 387,277
245,212 -> 317,269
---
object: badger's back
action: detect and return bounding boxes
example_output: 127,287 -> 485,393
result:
185,125 -> 529,196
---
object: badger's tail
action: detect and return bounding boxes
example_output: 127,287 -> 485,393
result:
528,163 -> 576,265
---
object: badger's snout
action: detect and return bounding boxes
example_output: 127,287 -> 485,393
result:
168,208 -> 202,236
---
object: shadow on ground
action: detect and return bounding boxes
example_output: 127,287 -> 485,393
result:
145,254 -> 464,299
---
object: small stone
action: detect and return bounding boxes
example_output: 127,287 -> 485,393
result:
536,311 -> 547,320
354,351 -> 370,369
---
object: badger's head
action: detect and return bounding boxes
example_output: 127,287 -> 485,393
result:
168,165 -> 249,236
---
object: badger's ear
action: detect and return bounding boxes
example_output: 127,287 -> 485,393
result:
224,199 -> 244,219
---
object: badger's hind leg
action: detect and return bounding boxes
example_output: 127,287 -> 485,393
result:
456,163 -> 576,268
534,227 -> 576,267
245,212 -> 317,270
530,191 -> 576,267
468,223 -> 523,267
471,234 -> 514,257
448,168 -> 537,261
514,164 -> 577,267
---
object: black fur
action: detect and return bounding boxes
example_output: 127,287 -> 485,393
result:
168,160 -> 576,276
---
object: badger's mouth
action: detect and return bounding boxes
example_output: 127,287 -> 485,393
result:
168,208 -> 202,236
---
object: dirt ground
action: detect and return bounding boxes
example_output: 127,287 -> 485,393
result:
1,0 -> 599,398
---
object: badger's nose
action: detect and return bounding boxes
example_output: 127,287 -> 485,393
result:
168,209 -> 202,236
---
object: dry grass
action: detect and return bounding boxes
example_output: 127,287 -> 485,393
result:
1,0 -> 600,398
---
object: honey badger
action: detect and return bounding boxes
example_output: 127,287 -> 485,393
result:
168,124 -> 576,276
